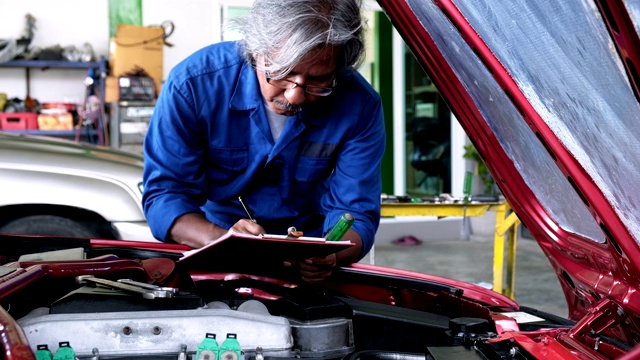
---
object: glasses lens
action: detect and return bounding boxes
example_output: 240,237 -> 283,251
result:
266,78 -> 292,89
305,86 -> 333,96
266,74 -> 334,96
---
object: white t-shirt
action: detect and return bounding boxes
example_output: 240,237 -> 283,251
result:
265,104 -> 288,142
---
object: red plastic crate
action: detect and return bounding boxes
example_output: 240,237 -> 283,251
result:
0,112 -> 39,130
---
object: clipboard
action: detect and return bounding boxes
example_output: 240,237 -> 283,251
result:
178,231 -> 354,271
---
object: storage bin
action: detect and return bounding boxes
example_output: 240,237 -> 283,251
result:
0,112 -> 38,130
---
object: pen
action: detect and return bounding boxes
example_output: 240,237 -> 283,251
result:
238,196 -> 257,223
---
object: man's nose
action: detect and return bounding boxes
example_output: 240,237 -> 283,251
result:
284,85 -> 306,105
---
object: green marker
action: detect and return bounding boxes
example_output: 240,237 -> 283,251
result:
325,212 -> 355,241
463,171 -> 473,203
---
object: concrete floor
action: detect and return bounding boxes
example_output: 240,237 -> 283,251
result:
361,221 -> 568,318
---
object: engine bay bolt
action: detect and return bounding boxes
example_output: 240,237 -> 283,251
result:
153,326 -> 162,335
178,344 -> 188,360
122,326 -> 133,335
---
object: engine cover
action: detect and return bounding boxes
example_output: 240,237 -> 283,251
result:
18,305 -> 294,358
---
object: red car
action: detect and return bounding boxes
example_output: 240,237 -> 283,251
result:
2,0 -> 640,359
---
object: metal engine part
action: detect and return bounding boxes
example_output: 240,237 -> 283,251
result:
18,302 -> 293,358
290,318 -> 355,358
17,300 -> 355,359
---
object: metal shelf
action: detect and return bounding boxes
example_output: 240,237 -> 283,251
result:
3,129 -> 90,136
0,56 -> 108,145
0,59 -> 102,69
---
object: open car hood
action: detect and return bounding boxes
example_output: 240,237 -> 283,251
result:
378,0 -> 640,346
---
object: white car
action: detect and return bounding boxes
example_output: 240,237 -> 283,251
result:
0,131 -> 156,241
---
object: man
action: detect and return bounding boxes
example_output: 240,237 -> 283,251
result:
142,0 -> 385,282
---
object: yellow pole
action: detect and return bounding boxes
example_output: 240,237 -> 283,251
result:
495,207 -> 521,299
492,203 -> 507,295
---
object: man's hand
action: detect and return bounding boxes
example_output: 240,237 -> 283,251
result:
230,218 -> 266,236
284,254 -> 337,283
283,228 -> 364,283
170,214 -> 265,248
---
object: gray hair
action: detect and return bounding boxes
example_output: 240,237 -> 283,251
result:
228,0 -> 366,77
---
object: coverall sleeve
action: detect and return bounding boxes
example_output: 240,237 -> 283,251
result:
142,78 -> 209,242
322,93 -> 386,260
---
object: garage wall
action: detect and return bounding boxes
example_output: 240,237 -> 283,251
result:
0,0 -> 218,103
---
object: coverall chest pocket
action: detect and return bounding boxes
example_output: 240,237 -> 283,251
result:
294,156 -> 333,183
205,146 -> 248,185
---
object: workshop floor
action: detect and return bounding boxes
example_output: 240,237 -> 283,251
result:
360,233 -> 568,318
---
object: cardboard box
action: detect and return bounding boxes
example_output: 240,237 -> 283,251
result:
37,113 -> 73,130
105,76 -> 119,103
109,24 -> 164,95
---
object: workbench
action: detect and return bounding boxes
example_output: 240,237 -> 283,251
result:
378,201 -> 521,299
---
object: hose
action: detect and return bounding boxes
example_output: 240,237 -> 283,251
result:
344,350 -> 426,360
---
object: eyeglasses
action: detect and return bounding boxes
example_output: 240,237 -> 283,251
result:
265,71 -> 336,96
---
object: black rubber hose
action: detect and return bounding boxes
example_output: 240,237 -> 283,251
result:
343,351 -> 426,360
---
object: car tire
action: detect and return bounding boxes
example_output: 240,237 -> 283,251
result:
0,215 -> 101,238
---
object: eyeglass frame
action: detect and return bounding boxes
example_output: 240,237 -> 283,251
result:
265,70 -> 337,96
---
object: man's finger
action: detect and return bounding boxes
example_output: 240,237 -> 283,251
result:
230,219 -> 265,235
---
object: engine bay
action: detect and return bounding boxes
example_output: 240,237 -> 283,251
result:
4,270 -> 570,359
0,242 -> 575,360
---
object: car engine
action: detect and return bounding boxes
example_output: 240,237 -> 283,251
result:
14,275 -> 354,360
0,246 -> 570,360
